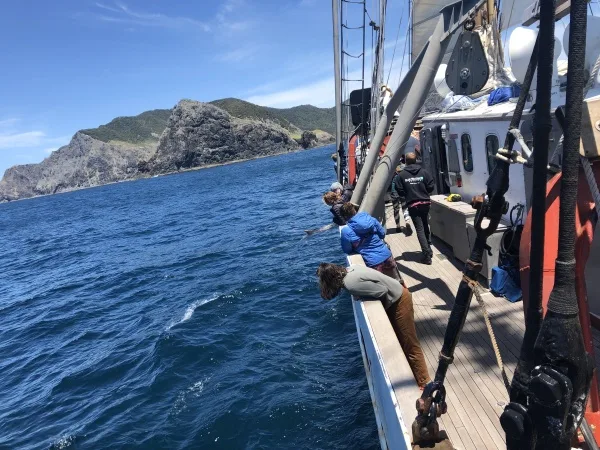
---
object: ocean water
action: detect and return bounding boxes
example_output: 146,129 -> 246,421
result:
0,146 -> 378,450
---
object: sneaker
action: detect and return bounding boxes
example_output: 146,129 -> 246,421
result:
421,254 -> 432,265
404,223 -> 413,236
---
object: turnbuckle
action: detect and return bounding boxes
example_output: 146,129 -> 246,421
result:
470,194 -> 508,239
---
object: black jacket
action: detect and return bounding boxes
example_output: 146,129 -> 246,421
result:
393,164 -> 434,207
390,172 -> 401,199
330,200 -> 346,226
341,184 -> 354,202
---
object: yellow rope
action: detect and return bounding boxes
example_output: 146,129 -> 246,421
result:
463,275 -> 511,392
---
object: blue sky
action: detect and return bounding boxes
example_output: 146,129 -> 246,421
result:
1,1 -> 598,175
0,0 -> 409,175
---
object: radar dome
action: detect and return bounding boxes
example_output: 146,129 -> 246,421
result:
563,16 -> 600,73
509,27 -> 538,84
434,64 -> 452,97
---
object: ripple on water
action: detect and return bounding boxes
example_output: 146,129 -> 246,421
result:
0,146 -> 378,450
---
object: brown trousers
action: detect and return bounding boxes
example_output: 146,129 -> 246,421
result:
372,256 -> 405,287
386,289 -> 431,387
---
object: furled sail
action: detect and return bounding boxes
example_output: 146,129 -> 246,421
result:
411,0 -> 470,113
411,0 -> 516,114
411,0 -> 458,64
498,0 -> 532,30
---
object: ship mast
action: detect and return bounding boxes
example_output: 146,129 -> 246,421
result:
332,0 -> 343,184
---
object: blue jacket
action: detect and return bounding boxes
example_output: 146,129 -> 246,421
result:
341,212 -> 392,267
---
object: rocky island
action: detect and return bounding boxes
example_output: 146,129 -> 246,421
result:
0,99 -> 334,202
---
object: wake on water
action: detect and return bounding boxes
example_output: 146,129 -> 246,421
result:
166,294 -> 220,331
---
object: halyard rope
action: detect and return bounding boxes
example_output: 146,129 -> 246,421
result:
463,275 -> 511,392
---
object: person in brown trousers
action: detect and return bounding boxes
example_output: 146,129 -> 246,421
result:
316,262 -> 430,388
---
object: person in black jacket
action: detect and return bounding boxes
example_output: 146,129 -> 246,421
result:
393,152 -> 435,264
323,191 -> 346,226
330,182 -> 354,202
390,163 -> 413,235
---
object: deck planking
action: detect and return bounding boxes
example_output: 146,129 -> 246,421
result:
382,205 -> 524,450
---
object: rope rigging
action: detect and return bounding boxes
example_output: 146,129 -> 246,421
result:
385,0 -> 406,85
397,0 -> 412,89
462,275 -> 511,391
338,0 -> 372,176
342,50 -> 365,58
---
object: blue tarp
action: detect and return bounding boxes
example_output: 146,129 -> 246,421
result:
487,85 -> 521,106
490,266 -> 522,303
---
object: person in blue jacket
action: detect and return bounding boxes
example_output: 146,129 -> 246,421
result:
339,202 -> 404,284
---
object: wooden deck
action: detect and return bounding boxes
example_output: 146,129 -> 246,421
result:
353,203 -> 600,450
383,206 -> 525,450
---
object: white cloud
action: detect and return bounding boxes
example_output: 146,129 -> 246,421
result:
0,127 -> 70,175
243,50 -> 332,96
243,36 -> 409,109
221,0 -> 242,13
215,3 -> 252,34
245,69 -> 369,108
258,39 -> 405,98
246,77 -> 335,108
90,1 -> 255,36
0,131 -> 47,149
217,46 -> 259,63
223,20 -> 252,32
0,130 -> 69,150
0,118 -> 19,129
246,79 -> 288,96
93,2 -> 211,31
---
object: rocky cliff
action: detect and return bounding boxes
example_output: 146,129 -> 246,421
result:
141,100 -> 299,174
296,130 -> 335,149
0,100 -> 303,202
0,133 -> 155,201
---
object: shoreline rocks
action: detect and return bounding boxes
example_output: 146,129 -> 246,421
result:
0,100 -> 328,202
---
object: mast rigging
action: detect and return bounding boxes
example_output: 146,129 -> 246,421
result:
332,0 -> 343,184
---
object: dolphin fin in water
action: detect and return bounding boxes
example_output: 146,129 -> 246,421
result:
304,223 -> 335,236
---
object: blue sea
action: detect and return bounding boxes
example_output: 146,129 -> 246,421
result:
0,146 -> 378,450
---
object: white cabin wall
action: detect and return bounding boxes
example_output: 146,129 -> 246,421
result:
423,119 -> 528,223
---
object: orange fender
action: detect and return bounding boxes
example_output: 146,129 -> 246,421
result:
348,134 -> 358,185
379,135 -> 390,157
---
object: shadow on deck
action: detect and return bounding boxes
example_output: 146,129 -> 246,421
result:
384,206 -> 524,450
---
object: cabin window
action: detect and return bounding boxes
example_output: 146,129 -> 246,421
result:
486,134 -> 499,174
461,133 -> 473,172
447,138 -> 461,174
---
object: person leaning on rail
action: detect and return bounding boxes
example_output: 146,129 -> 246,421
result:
330,182 -> 353,202
338,202 -> 403,283
316,262 -> 431,388
322,191 -> 346,226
